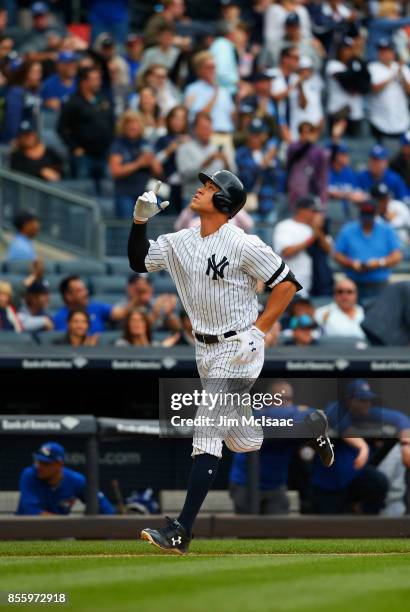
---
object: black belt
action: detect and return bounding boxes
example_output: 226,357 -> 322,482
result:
194,330 -> 237,344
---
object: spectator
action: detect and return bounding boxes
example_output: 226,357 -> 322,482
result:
40,50 -> 77,112
0,281 -> 22,332
163,310 -> 195,346
139,24 -> 180,76
115,309 -> 152,347
327,142 -> 359,217
390,130 -> 410,189
334,199 -> 402,300
18,2 -> 65,57
18,279 -> 53,333
291,56 -> 324,139
143,0 -> 189,50
176,111 -> 232,204
137,65 -> 180,121
155,105 -> 189,212
92,33 -> 130,112
270,46 -> 301,143
1,59 -> 42,143
371,182 -> 410,248
307,210 -> 334,297
109,110 -> 162,218
361,281 -> 410,346
134,85 -> 165,142
315,278 -> 365,339
6,210 -> 40,262
88,0 -> 129,44
235,117 -> 281,217
264,0 -> 312,58
16,441 -> 114,515
57,66 -> 114,195
309,1 -> 357,55
325,36 -> 368,138
239,72 -> 278,138
54,275 -> 134,333
366,2 -> 410,62
368,38 -> 410,141
210,22 -> 240,95
378,442 -> 407,517
10,120 -> 62,182
184,51 -> 235,135
123,33 -> 143,85
273,196 -> 321,296
357,145 -> 409,201
54,308 -> 99,346
286,122 -> 329,209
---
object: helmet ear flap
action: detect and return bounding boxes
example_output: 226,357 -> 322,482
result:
212,191 -> 231,216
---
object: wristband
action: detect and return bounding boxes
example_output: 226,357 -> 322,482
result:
400,440 -> 410,447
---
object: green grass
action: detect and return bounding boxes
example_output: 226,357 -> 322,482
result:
0,540 -> 410,612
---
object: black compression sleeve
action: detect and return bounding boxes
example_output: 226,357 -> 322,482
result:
128,222 -> 150,272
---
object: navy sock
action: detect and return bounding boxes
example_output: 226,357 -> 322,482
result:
177,453 -> 219,535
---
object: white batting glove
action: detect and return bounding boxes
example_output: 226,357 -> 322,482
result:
133,181 -> 170,222
229,326 -> 265,366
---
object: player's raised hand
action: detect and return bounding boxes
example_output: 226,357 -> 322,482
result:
229,326 -> 265,366
133,181 -> 170,222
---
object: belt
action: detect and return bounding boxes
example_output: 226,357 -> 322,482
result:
194,330 -> 237,344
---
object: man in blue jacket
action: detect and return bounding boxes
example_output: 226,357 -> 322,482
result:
16,441 -> 115,515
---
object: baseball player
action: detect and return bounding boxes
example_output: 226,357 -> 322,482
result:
128,170 -> 334,554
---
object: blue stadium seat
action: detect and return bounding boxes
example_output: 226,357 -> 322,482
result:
0,332 -> 34,345
91,276 -> 127,295
105,257 -> 134,277
57,260 -> 106,277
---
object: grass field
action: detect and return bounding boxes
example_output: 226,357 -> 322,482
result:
1,539 -> 410,612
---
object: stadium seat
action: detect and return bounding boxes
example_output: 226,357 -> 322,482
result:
43,274 -> 63,292
97,331 -> 121,346
92,293 -> 123,306
311,296 -> 332,309
152,330 -> 174,343
3,260 -> 56,275
318,336 -> 368,348
152,274 -> 177,294
48,292 -> 64,310
57,260 -> 106,277
36,331 -> 66,345
91,276 -> 127,295
0,332 -> 34,345
105,257 -> 134,277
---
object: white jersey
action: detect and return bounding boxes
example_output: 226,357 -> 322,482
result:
145,223 -> 290,335
368,61 -> 410,134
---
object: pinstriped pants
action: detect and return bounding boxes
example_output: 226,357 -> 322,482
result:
192,336 -> 265,458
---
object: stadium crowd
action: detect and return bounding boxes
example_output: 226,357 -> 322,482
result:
1,0 -> 410,346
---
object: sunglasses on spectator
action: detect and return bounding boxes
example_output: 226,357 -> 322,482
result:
335,288 -> 356,295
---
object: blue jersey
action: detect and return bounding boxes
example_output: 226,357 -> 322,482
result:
356,168 -> 408,200
328,165 -> 358,191
335,219 -> 400,282
53,302 -> 113,333
16,466 -> 115,515
230,406 -> 312,490
41,74 -> 76,104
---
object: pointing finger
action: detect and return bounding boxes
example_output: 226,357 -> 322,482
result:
154,180 -> 162,194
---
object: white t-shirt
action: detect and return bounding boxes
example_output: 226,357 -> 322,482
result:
368,61 -> 410,134
270,69 -> 300,129
379,199 -> 410,245
264,4 -> 311,54
291,73 -> 324,138
326,59 -> 365,120
315,302 -> 365,339
273,218 -> 313,296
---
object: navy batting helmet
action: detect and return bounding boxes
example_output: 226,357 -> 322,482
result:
198,170 -> 247,218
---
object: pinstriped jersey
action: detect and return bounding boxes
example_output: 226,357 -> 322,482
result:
145,223 -> 290,335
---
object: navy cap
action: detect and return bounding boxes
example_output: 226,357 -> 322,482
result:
239,101 -> 255,114
58,50 -> 77,63
370,183 -> 390,199
18,120 -> 35,135
369,144 -> 388,160
400,130 -> 410,146
34,441 -> 65,463
328,141 -> 349,155
346,379 -> 376,400
100,34 -> 114,48
296,195 -> 322,211
126,33 -> 143,45
339,36 -> 354,48
285,12 -> 300,27
31,2 -> 49,16
377,37 -> 394,50
26,280 -> 50,295
248,118 -> 268,134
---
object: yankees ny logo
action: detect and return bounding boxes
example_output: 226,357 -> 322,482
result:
206,254 -> 229,280
172,536 -> 182,546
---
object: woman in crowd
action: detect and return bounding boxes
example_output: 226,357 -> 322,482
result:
109,110 -> 162,218
141,64 -> 180,117
155,105 -> 189,212
0,281 -> 23,332
115,309 -> 152,347
10,121 -> 63,182
1,60 -> 43,143
132,85 -> 165,142
54,308 -> 98,346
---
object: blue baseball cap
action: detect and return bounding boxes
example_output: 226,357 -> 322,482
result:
400,130 -> 410,146
34,441 -> 65,463
248,118 -> 269,134
31,2 -> 49,16
377,37 -> 394,50
328,142 -> 349,155
346,379 -> 376,400
369,144 -> 388,160
58,50 -> 77,64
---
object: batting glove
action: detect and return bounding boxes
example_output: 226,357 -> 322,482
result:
229,325 -> 265,366
133,181 -> 170,222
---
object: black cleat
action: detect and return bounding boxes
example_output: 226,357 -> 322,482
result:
304,410 -> 335,467
140,516 -> 191,555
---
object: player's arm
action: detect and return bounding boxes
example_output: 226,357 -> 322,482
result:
255,280 -> 298,334
127,181 -> 169,273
